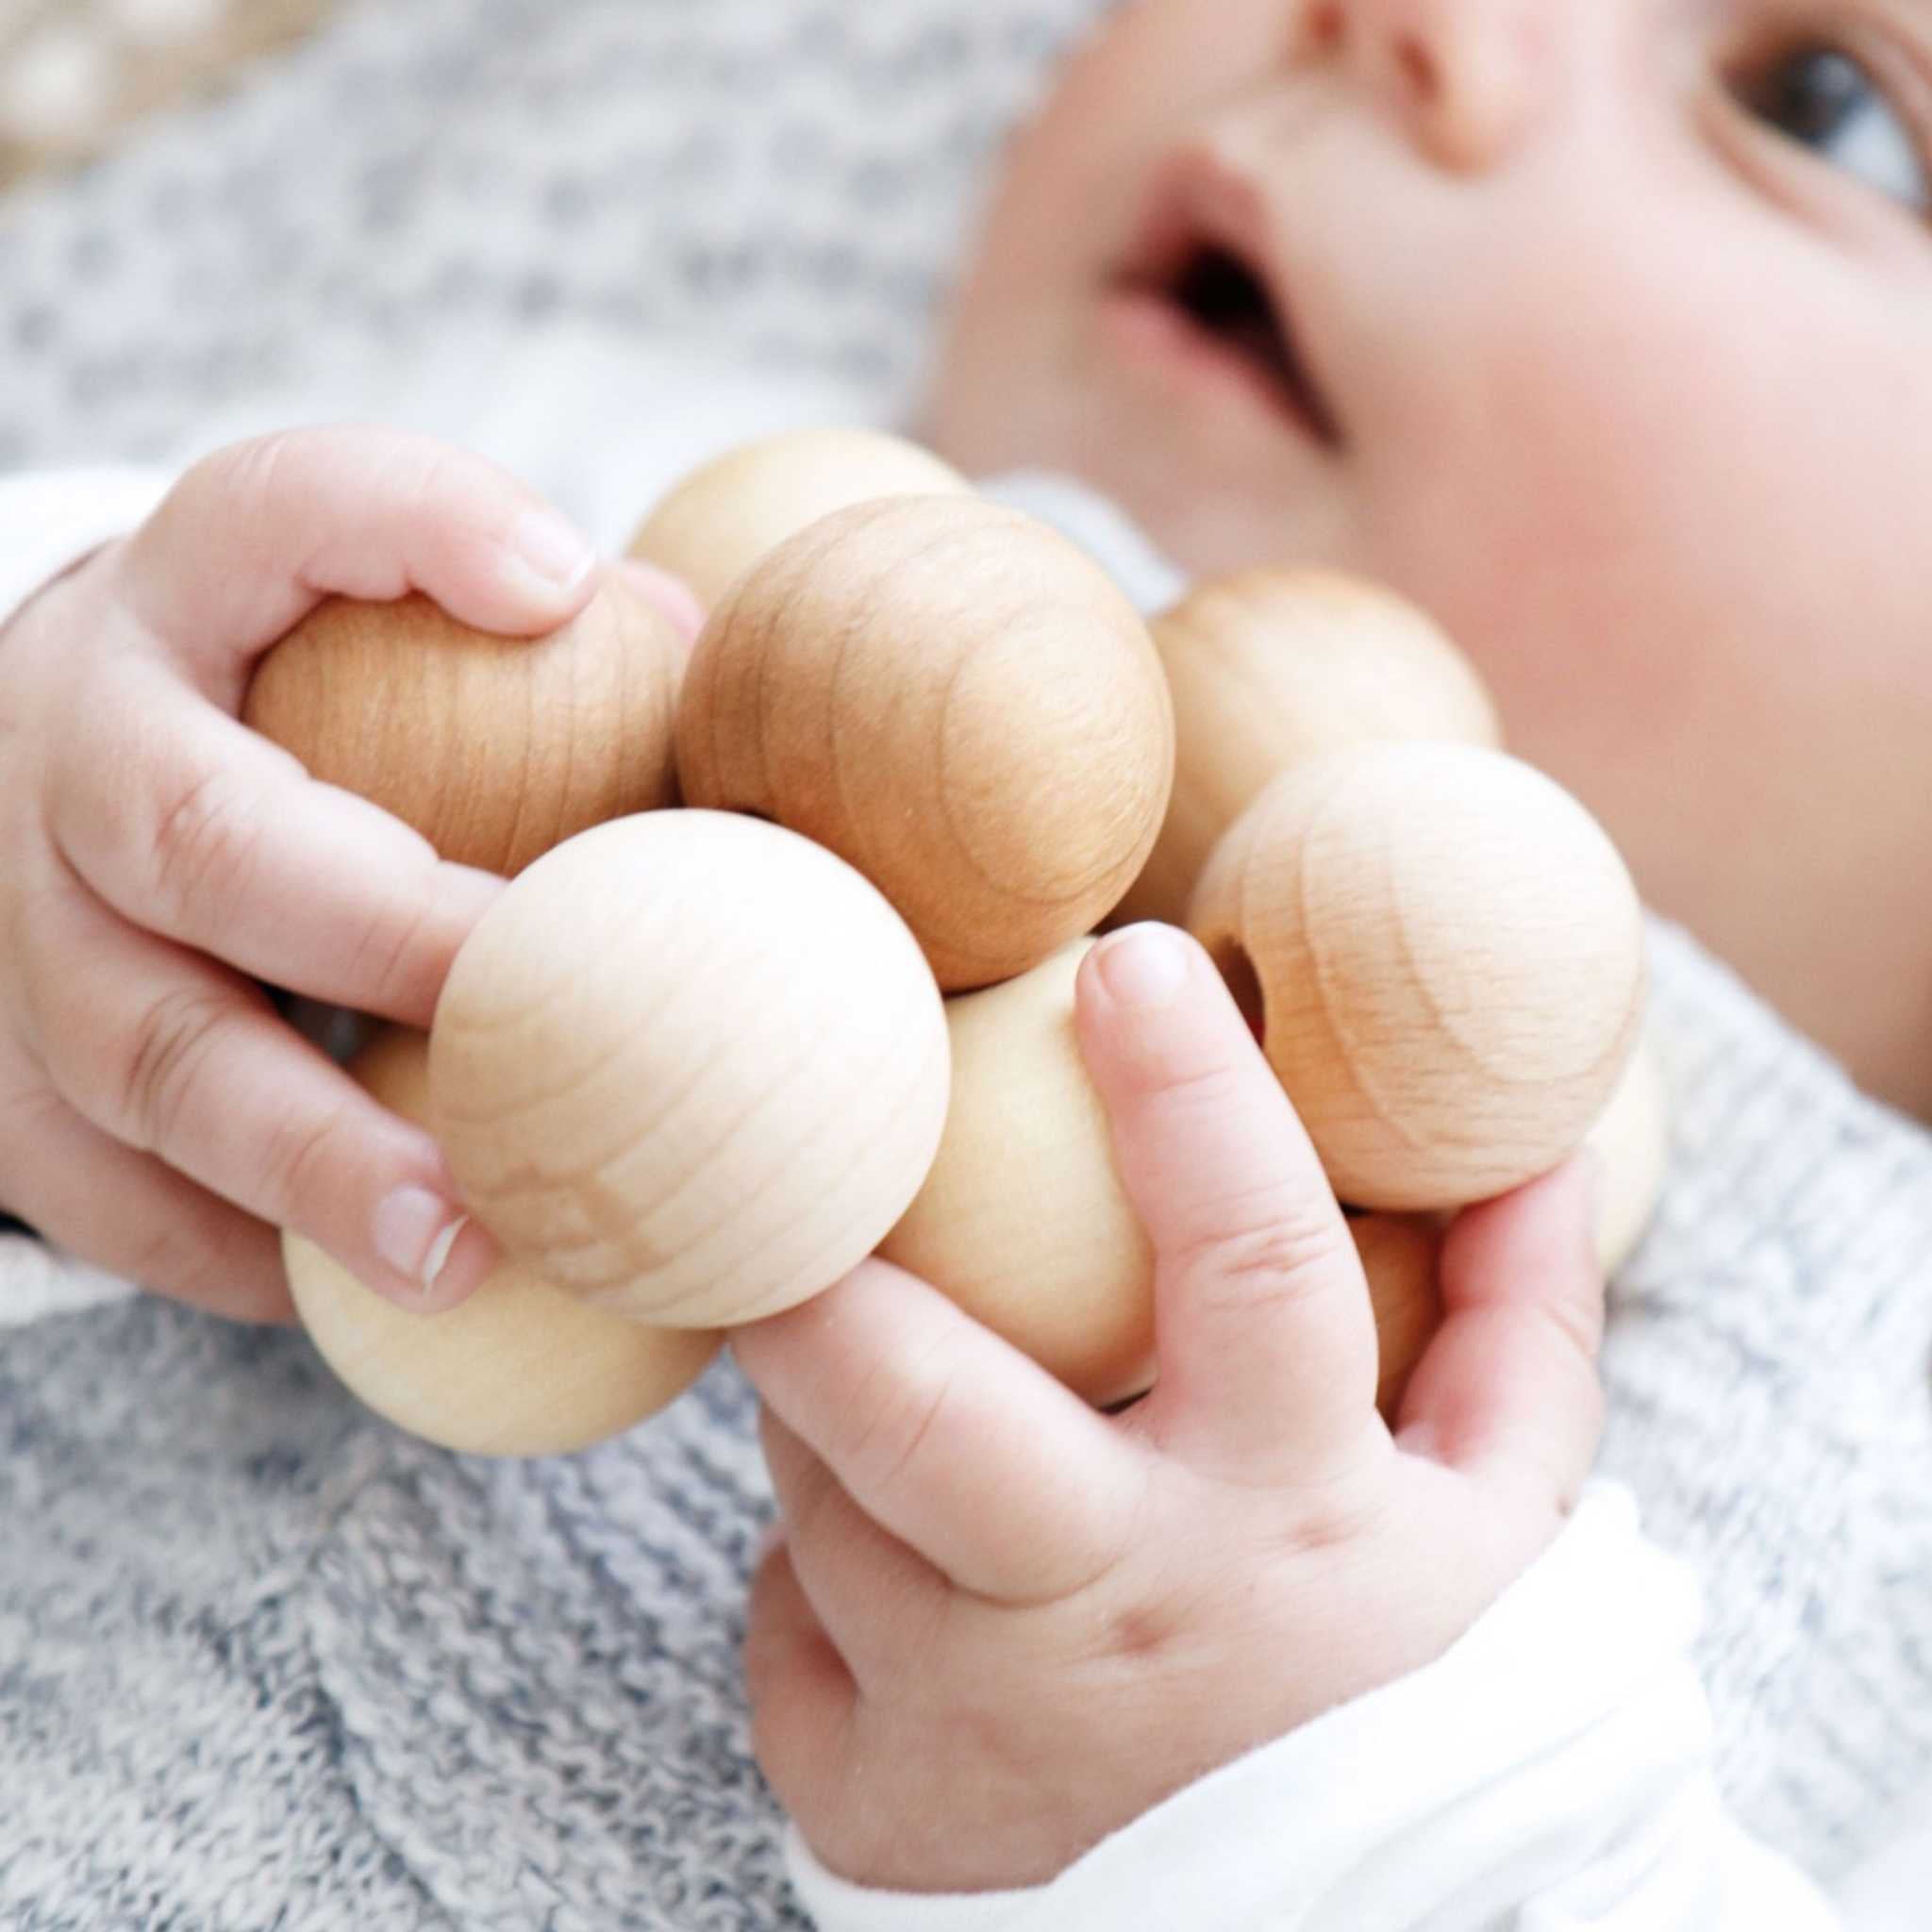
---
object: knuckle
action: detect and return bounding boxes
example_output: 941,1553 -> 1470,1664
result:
364,431 -> 498,546
401,439 -> 478,516
249,1101 -> 351,1224
834,1343 -> 959,1502
1140,1056 -> 1247,1121
1174,1193 -> 1355,1307
342,893 -> 435,1015
1548,1265 -> 1610,1361
150,764 -> 270,920
183,429 -> 302,530
111,985 -> 235,1152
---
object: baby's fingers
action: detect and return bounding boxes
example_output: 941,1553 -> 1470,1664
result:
760,1408 -> 951,1689
2,1084 -> 291,1321
743,1539 -> 859,1832
51,661 -> 495,1025
1075,925 -> 1378,1487
23,888 -> 496,1312
116,425 -> 601,703
733,1259 -> 1145,1603
1396,1155 -> 1606,1510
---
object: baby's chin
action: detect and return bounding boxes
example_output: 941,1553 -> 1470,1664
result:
924,344 -> 1354,583
926,390 -> 1322,584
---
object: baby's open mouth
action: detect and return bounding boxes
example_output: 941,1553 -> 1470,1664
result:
1153,241 -> 1342,448
1111,148 -> 1345,453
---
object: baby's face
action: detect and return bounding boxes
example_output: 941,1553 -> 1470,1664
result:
927,0 -> 1932,1110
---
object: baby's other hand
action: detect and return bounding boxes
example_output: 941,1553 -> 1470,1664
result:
0,426 -> 679,1321
734,924 -> 1606,1894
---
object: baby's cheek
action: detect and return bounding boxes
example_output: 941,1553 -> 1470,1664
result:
1359,258 -> 1774,733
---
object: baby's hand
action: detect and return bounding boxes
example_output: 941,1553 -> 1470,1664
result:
0,426 -> 664,1321
733,923 -> 1606,1894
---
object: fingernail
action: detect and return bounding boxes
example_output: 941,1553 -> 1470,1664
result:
1095,924 -> 1191,1008
510,506 -> 596,591
373,1185 -> 496,1307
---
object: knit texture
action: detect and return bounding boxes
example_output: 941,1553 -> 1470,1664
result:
4,0 -> 1931,1921
1600,924 -> 1932,1876
0,0 -> 1111,472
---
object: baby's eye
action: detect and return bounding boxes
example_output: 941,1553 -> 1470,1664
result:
1733,42 -> 1929,213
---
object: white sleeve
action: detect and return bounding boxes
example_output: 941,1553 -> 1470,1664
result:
784,1485 -> 1840,1932
0,466 -> 178,632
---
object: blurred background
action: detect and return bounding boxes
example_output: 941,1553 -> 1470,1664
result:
0,0 -> 332,188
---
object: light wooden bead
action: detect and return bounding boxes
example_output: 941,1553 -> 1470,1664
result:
285,1028 -> 721,1457
880,941 -> 1445,1418
628,427 -> 973,611
429,808 -> 951,1327
677,495 -> 1175,991
1117,569 -> 1501,928
1351,1211 -> 1445,1419
880,941 -> 1156,1407
1190,742 -> 1645,1211
243,575 -> 683,876
1586,1030 -> 1670,1274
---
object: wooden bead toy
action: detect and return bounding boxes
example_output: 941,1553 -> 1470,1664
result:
1116,569 -> 1502,929
1189,741 -> 1645,1212
244,575 -> 683,876
880,941 -> 1157,1407
880,941 -> 1448,1421
627,426 -> 973,611
428,808 -> 951,1327
677,494 -> 1175,991
285,1027 -> 721,1457
1586,1030 -> 1669,1274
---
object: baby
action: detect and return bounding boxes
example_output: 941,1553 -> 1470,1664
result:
725,9 -> 1932,1918
2,0 -> 1928,1924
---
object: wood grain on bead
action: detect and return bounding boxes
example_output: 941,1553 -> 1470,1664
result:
677,495 -> 1176,991
1586,1030 -> 1669,1274
1190,742 -> 1645,1211
242,575 -> 683,876
1117,569 -> 1501,928
428,809 -> 951,1328
879,941 -> 1157,1407
627,426 -> 973,612
285,1028 -> 721,1457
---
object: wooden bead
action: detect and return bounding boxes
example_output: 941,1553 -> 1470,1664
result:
285,1028 -> 721,1457
428,808 -> 951,1327
1351,1211 -> 1444,1420
880,941 -> 1444,1419
1586,1030 -> 1670,1274
628,426 -> 973,611
242,575 -> 683,876
880,941 -> 1156,1407
1190,742 -> 1645,1211
1117,569 -> 1501,927
677,495 -> 1175,991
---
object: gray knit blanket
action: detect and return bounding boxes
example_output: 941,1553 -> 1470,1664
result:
4,2 -> 1930,1923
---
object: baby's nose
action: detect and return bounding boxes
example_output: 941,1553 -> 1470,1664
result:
1304,0 -> 1546,173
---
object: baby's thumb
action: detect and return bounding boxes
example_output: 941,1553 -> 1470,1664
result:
117,426 -> 607,695
1394,1154 -> 1607,1509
